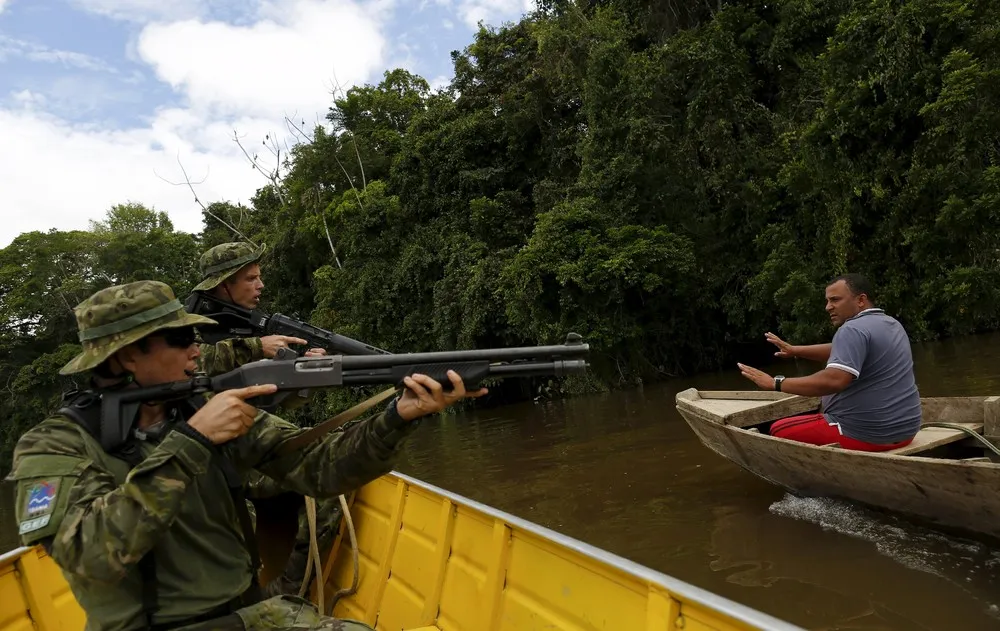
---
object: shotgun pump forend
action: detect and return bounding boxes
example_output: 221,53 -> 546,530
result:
183,290 -> 390,356
94,333 -> 590,452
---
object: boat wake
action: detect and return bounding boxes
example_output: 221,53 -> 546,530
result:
770,494 -> 1000,620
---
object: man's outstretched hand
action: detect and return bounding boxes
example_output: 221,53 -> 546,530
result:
765,332 -> 795,358
737,363 -> 775,390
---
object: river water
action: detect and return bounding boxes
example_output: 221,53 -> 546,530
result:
4,333 -> 1000,630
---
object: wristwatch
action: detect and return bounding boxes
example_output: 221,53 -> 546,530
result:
774,375 -> 785,392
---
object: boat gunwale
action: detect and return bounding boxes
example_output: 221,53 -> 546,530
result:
0,545 -> 31,566
390,471 -> 806,631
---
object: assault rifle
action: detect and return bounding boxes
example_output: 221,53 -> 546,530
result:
183,290 -> 390,356
94,333 -> 590,452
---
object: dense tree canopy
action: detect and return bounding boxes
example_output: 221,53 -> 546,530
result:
4,0 -> 1000,470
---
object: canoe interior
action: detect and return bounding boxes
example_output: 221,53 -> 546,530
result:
675,388 -> 1000,462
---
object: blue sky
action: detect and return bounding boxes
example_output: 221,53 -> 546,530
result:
0,0 -> 534,246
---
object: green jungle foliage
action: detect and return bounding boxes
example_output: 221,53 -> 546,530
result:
4,0 -> 1000,470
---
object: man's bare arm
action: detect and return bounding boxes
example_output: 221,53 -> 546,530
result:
790,343 -> 832,363
765,333 -> 832,363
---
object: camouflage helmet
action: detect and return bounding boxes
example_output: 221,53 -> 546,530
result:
59,281 -> 218,375
193,241 -> 266,292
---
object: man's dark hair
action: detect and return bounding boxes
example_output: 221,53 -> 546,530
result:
827,273 -> 873,301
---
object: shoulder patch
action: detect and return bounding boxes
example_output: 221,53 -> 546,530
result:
19,479 -> 60,534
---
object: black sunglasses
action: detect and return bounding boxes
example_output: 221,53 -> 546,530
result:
159,326 -> 197,349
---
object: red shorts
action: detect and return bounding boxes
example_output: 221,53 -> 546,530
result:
769,413 -> 913,452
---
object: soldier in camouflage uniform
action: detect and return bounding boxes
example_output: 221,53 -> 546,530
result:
190,242 -> 343,598
192,242 -> 326,375
7,280 -> 486,631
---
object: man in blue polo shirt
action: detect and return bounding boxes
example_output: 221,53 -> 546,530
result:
737,273 -> 922,451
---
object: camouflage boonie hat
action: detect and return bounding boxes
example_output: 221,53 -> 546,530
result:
59,281 -> 218,375
193,242 -> 266,292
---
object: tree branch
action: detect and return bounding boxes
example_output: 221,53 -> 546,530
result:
284,116 -> 315,145
284,116 -> 365,211
330,69 -> 367,190
154,152 -> 257,246
232,129 -> 287,207
319,199 -> 342,269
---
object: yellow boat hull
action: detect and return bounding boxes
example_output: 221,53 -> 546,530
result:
1,472 -> 801,631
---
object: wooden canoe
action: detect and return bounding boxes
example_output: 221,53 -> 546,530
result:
1,471 -> 803,631
675,388 -> 1000,543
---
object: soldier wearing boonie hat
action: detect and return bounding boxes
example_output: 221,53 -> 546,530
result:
6,279 -> 482,631
193,241 -> 267,293
190,242 -> 324,377
189,242 -> 333,599
57,280 -> 218,375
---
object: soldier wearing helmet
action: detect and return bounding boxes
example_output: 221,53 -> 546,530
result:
7,280 -> 486,631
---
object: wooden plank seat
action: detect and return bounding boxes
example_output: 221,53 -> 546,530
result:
815,423 -> 985,454
887,422 -> 984,456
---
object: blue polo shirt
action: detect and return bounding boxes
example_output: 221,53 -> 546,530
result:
821,308 -> 922,443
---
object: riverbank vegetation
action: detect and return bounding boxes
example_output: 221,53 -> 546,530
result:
4,0 -> 1000,469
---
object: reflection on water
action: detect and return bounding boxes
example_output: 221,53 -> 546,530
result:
3,332 -> 1000,629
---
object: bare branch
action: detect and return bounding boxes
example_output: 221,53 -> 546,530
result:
284,116 -> 315,146
233,129 -> 287,207
233,130 -> 265,172
54,288 -> 74,313
285,116 -> 364,210
301,184 -> 342,267
154,152 -> 257,246
264,132 -> 282,160
233,129 -> 285,206
330,69 -> 367,190
320,205 -> 342,270
351,134 -> 367,191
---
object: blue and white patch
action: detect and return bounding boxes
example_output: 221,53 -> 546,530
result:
25,479 -> 58,515
19,479 -> 59,534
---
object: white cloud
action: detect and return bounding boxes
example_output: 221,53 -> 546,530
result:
0,104 -> 271,244
136,0 -> 386,117
67,0 -> 218,23
0,0 -> 10,15
0,36 -> 116,72
10,89 -> 45,108
437,0 -> 534,29
0,0 -> 391,247
429,74 -> 450,92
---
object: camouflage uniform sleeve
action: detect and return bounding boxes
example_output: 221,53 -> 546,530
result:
8,418 -> 213,585
197,337 -> 265,376
243,468 -> 287,499
226,399 -> 419,499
